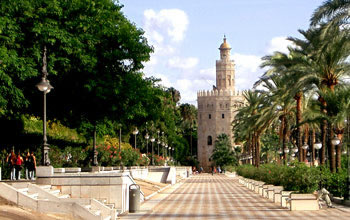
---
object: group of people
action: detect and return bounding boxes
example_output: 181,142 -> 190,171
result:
5,150 -> 36,180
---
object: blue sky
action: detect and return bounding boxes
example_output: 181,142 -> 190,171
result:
119,0 -> 324,104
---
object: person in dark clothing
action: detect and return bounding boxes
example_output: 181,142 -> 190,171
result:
27,151 -> 36,180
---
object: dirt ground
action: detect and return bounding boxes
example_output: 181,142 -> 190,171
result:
0,196 -> 74,220
134,179 -> 169,197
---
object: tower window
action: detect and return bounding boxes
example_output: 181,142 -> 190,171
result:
207,136 -> 212,145
209,114 -> 211,119
222,114 -> 225,119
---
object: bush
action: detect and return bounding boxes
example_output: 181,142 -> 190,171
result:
237,163 -> 322,193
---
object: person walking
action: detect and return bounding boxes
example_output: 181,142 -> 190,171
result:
6,151 -> 16,180
14,151 -> 23,180
25,151 -> 30,180
27,151 -> 36,180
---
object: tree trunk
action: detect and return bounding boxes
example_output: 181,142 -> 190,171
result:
312,129 -> 316,166
327,124 -> 336,172
336,132 -> 343,172
282,115 -> 288,165
252,134 -> 256,166
256,133 -> 261,167
318,96 -> 327,165
294,92 -> 303,162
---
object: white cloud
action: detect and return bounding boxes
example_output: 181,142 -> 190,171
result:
168,57 -> 199,69
266,36 -> 293,54
232,53 -> 263,90
143,9 -> 189,44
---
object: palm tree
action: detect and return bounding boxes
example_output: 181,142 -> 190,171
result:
287,26 -> 350,171
311,0 -> 350,31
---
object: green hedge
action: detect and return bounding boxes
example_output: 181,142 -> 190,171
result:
236,163 -> 347,196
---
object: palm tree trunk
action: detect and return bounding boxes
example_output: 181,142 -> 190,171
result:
256,133 -> 261,167
252,133 -> 256,166
327,124 -> 336,172
321,120 -> 327,165
283,116 -> 288,165
312,129 -> 316,166
336,142 -> 342,171
319,96 -> 327,165
295,92 -> 303,162
336,132 -> 343,172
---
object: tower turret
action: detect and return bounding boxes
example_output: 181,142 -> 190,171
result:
216,36 -> 235,91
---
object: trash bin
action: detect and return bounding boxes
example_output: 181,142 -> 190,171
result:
129,184 -> 140,213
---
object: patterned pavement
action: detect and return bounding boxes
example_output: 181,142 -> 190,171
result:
123,174 -> 350,219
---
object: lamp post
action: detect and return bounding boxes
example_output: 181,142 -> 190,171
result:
150,137 -> 155,165
133,128 -> 139,149
157,130 -> 160,155
118,123 -> 122,152
145,133 -> 149,154
36,46 -> 53,166
162,131 -> 165,156
314,142 -> 322,166
302,143 -> 309,164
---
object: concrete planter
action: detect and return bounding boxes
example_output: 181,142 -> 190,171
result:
267,186 -> 283,201
281,191 -> 293,208
289,193 -> 319,211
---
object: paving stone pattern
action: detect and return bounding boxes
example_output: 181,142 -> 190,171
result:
127,174 -> 350,219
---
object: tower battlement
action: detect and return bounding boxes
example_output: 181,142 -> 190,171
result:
197,89 -> 243,97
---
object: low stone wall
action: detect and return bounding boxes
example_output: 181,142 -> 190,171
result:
36,166 -> 136,214
238,176 -> 319,211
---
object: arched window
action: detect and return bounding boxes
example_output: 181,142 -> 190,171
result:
207,136 -> 212,145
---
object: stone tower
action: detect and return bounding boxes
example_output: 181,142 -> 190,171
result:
197,36 -> 245,171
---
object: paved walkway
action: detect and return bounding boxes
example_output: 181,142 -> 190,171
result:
123,174 -> 350,219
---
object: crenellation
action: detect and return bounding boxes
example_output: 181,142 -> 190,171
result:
197,36 -> 245,171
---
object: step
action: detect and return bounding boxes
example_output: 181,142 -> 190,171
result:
58,194 -> 70,199
27,193 -> 39,199
84,205 -> 92,210
98,199 -> 107,203
49,189 -> 61,195
105,203 -> 115,209
39,185 -> 51,190
18,188 -> 29,193
103,216 -> 112,220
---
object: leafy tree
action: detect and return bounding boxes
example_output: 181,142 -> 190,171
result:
211,134 -> 239,167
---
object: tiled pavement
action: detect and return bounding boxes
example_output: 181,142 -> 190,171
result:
122,174 -> 350,219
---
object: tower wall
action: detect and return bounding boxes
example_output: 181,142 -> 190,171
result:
197,90 -> 245,171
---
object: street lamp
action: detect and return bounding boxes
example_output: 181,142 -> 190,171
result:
118,123 -> 122,152
133,128 -> 139,149
313,142 -> 322,165
36,46 -> 53,166
145,133 -> 149,154
302,143 -> 309,150
157,130 -> 160,155
150,137 -> 155,165
331,136 -> 341,146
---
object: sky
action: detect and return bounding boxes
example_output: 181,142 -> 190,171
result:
119,0 -> 324,105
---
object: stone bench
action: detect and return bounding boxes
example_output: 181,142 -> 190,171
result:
262,184 -> 274,197
266,186 -> 283,200
253,181 -> 265,193
273,188 -> 284,204
289,193 -> 319,211
280,191 -> 294,208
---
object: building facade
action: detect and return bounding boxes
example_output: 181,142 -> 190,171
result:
197,37 -> 245,170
